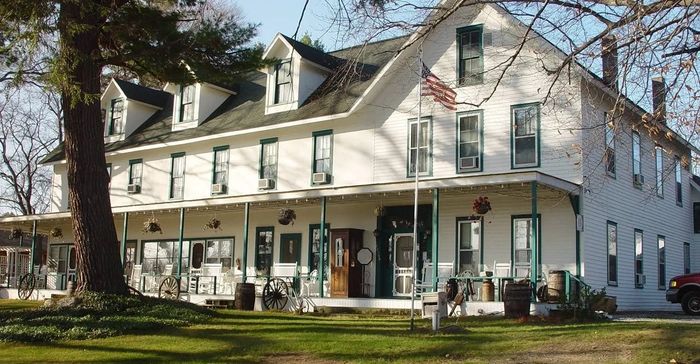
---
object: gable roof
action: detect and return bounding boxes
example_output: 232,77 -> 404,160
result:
279,34 -> 345,70
114,79 -> 172,108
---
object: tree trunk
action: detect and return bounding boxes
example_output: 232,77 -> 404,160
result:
58,2 -> 127,295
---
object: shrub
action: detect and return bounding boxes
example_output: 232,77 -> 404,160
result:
556,286 -> 608,321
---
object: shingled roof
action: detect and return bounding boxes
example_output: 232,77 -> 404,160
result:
114,79 -> 171,108
41,35 -> 408,164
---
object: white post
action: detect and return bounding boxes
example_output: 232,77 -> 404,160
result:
410,48 -> 423,331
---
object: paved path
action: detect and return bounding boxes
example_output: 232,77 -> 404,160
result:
612,311 -> 700,324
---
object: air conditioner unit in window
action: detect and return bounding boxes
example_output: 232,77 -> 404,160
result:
459,157 -> 477,170
258,178 -> 274,190
636,273 -> 646,286
211,183 -> 226,194
633,174 -> 645,185
127,184 -> 141,194
312,172 -> 330,185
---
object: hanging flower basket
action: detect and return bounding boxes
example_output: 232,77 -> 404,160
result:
278,208 -> 296,225
472,196 -> 492,215
8,227 -> 23,240
204,217 -> 222,231
143,217 -> 163,234
49,227 -> 63,238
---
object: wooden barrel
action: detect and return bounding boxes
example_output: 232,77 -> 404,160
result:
481,280 -> 495,302
547,271 -> 577,303
504,282 -> 531,318
235,283 -> 255,310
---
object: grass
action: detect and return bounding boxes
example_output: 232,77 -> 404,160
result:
0,299 -> 697,363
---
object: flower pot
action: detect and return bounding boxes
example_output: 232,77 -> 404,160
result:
474,205 -> 490,214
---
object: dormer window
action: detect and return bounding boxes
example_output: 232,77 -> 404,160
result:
108,98 -> 124,135
274,60 -> 292,104
179,85 -> 195,123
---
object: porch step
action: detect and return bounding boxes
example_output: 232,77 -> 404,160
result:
203,298 -> 234,309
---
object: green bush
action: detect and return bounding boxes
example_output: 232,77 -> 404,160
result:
0,292 -> 212,343
556,286 -> 608,321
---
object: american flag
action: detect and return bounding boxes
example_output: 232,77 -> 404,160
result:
421,62 -> 457,110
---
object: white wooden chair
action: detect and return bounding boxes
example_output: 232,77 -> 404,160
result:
201,263 -> 222,294
514,262 -> 531,279
301,269 -> 329,297
420,262 -> 454,292
189,268 -> 202,293
493,261 -> 512,301
130,264 -> 142,291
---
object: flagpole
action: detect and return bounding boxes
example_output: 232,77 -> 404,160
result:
409,47 -> 423,331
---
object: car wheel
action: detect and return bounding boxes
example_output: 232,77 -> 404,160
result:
681,291 -> 700,316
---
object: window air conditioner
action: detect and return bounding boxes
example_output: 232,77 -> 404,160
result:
127,184 -> 141,194
312,172 -> 330,185
459,157 -> 477,170
211,183 -> 226,194
258,178 -> 274,190
633,174 -> 645,185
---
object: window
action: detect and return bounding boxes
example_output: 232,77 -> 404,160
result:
179,85 -> 195,123
694,203 -> 700,233
634,229 -> 644,288
169,153 -> 185,199
684,242 -> 691,274
141,240 -> 191,275
128,159 -> 143,190
204,239 -> 234,272
106,163 -> 112,190
511,104 -> 539,168
607,221 -> 618,285
604,113 -> 615,176
408,117 -> 432,176
308,224 -> 330,275
457,111 -> 482,172
48,245 -> 69,274
632,131 -> 642,187
259,138 -> 278,187
655,146 -> 663,197
457,217 -> 481,275
255,227 -> 274,275
212,146 -> 229,192
512,215 -> 540,277
457,25 -> 483,85
312,130 -> 332,177
658,236 -> 665,289
675,157 -> 683,206
273,60 -> 292,104
108,98 -> 124,135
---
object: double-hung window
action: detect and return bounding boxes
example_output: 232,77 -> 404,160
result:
657,235 -> 665,289
512,215 -> 539,277
212,146 -> 229,193
457,25 -> 483,85
511,104 -> 539,168
634,229 -> 644,288
128,159 -> 142,193
205,239 -> 234,271
312,130 -> 332,182
694,203 -> 700,233
607,221 -> 618,285
655,146 -> 663,197
179,85 -> 195,123
308,224 -> 330,275
684,242 -> 691,274
108,98 -> 124,135
632,131 -> 642,187
408,117 -> 432,176
255,227 -> 274,275
141,240 -> 190,275
675,157 -> 683,206
457,111 -> 482,172
457,217 -> 481,275
604,113 -> 616,176
259,138 -> 278,188
169,153 -> 185,199
274,60 -> 292,104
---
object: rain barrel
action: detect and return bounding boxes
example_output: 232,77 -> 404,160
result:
235,283 -> 255,311
503,282 -> 531,318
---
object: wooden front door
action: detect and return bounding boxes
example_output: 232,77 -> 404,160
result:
279,233 -> 302,264
330,231 -> 349,297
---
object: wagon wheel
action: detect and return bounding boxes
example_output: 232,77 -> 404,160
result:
158,276 -> 180,300
17,273 -> 36,300
262,278 -> 289,310
128,285 -> 144,298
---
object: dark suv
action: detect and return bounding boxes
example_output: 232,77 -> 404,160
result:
666,272 -> 700,315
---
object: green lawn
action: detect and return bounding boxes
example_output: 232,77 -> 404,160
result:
0,299 -> 697,363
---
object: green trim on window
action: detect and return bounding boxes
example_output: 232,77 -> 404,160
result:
406,116 -> 433,178
510,214 -> 542,272
259,138 -> 278,186
169,152 -> 185,200
455,216 -> 484,275
211,146 -> 229,192
631,130 -> 642,190
655,145 -> 664,198
128,159 -> 142,186
606,220 -> 618,286
108,98 -> 123,135
456,24 -> 484,86
254,226 -> 275,272
634,228 -> 644,289
510,103 -> 541,169
657,234 -> 666,290
456,110 -> 484,174
308,223 -> 330,270
311,130 -> 334,185
675,156 -> 683,207
604,112 -> 616,179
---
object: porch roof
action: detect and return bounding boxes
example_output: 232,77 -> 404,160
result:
0,171 -> 579,227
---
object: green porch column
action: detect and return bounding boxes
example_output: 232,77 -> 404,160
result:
530,181 -> 539,302
568,192 -> 582,277
30,221 -> 37,275
177,208 -> 185,278
242,202 -> 250,282
432,188 -> 439,291
319,197 -> 327,297
120,212 -> 129,267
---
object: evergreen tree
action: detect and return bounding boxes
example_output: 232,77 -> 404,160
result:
0,0 -> 267,294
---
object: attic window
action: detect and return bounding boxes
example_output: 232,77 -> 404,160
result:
108,98 -> 124,135
274,60 -> 292,104
179,85 -> 195,123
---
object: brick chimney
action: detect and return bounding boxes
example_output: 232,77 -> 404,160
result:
652,76 -> 666,124
601,35 -> 618,91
